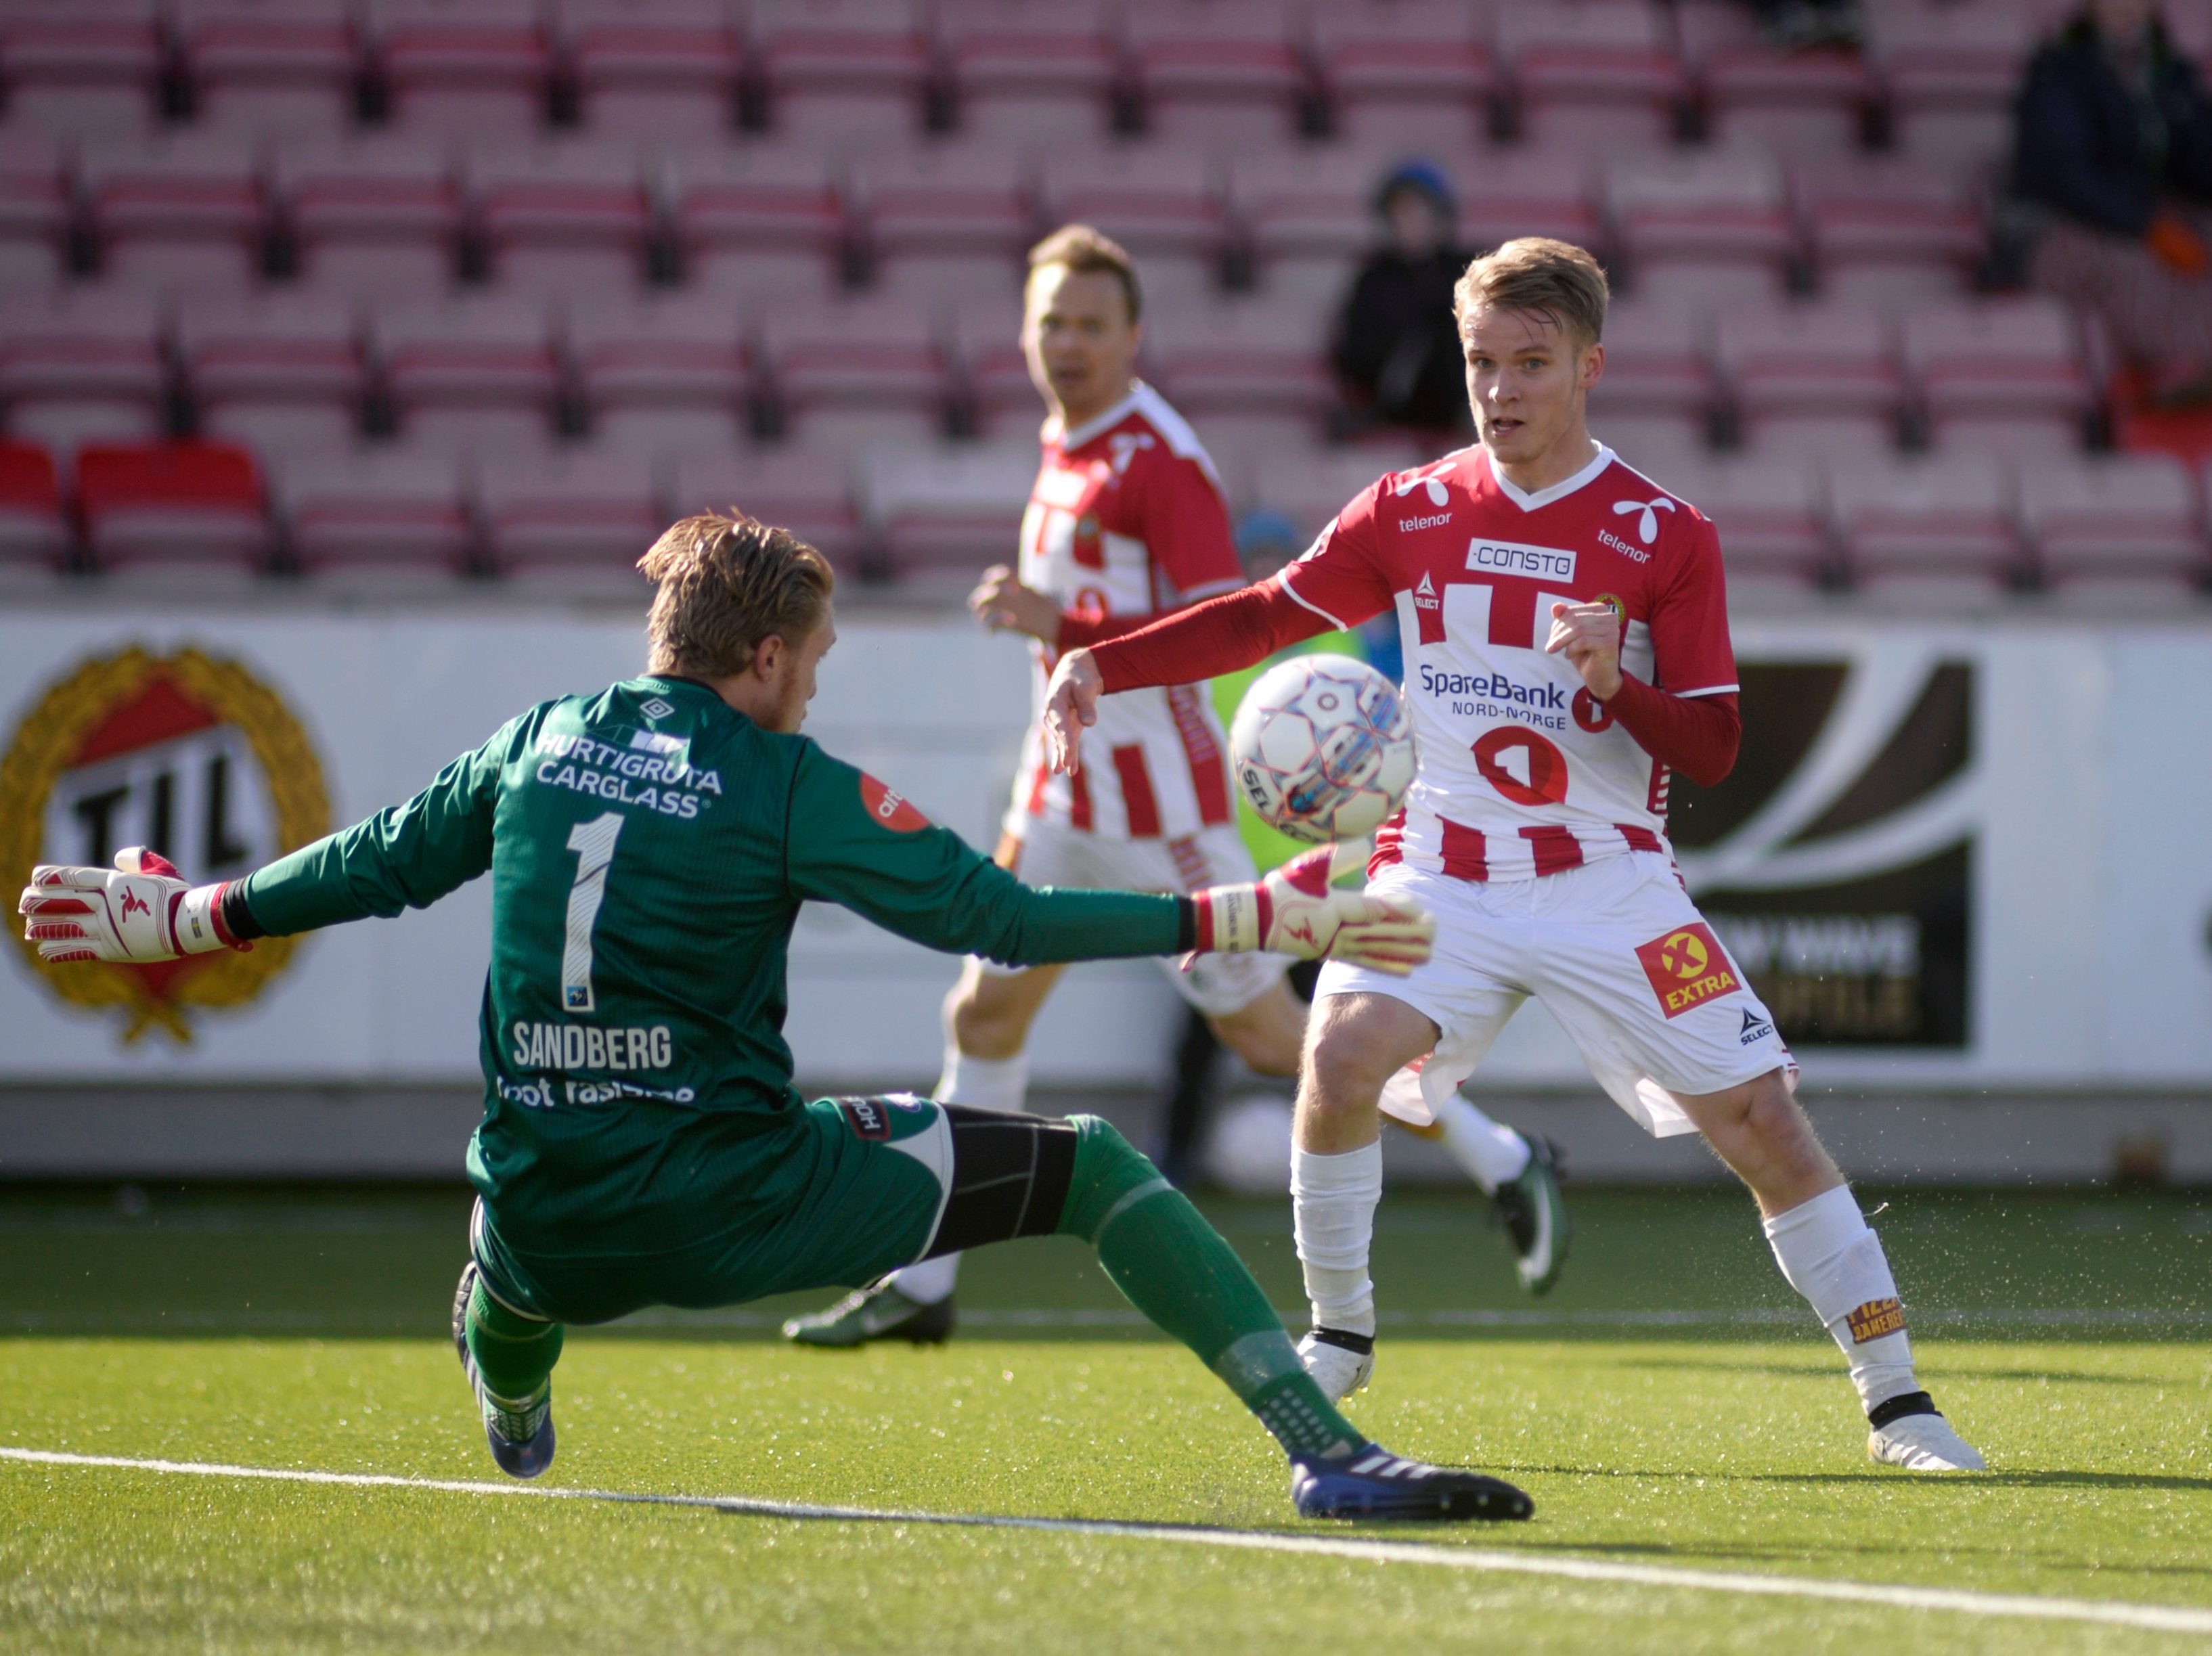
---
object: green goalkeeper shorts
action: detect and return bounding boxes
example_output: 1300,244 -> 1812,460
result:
469,1094 -> 1077,1326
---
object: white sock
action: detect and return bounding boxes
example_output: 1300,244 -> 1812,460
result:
1432,1096 -> 1530,1195
1291,1140 -> 1383,1338
887,1041 -> 1032,1305
1764,1184 -> 1920,1414
888,1251 -> 959,1305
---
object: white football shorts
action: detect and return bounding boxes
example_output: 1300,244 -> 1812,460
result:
979,818 -> 1291,1018
1325,853 -> 1794,1138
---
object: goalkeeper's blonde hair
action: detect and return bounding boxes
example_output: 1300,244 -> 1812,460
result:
639,511 -> 835,679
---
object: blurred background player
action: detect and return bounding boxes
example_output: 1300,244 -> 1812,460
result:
787,225 -> 1559,1349
1042,240 -> 1985,1475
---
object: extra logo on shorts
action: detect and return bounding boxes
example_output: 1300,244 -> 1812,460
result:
1846,1297 -> 1906,1343
839,1098 -> 893,1140
1633,922 -> 1741,1019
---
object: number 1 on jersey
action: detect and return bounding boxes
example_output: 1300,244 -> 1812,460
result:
561,812 -> 624,1014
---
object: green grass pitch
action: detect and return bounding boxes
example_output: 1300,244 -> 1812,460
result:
1,1180 -> 2208,1654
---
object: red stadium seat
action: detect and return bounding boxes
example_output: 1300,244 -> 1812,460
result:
671,143 -> 845,296
0,131 -> 70,290
560,0 -> 741,141
1229,146 -> 1392,263
856,436 -> 1035,574
756,292 -> 946,418
0,288 -> 167,454
1248,443 -> 1421,537
1310,0 -> 1494,151
750,0 -> 929,143
937,0 -> 1116,142
177,289 -> 366,460
1123,0 -> 1306,145
1717,302 -> 1902,441
1458,148 -> 1601,254
279,135 -> 464,296
671,444 -> 860,566
1675,0 -> 1875,158
77,439 -> 271,570
1868,2 -> 2033,178
1796,154 -> 1981,305
853,143 -> 1033,260
1607,149 -> 1794,303
468,139 -> 654,295
478,444 -> 663,571
1497,1 -> 1689,151
1585,301 -> 1714,424
1665,455 -> 1828,583
0,0 -> 162,140
949,291 -> 1030,430
1902,297 -> 2091,454
569,292 -> 746,413
369,0 -> 551,141
1144,296 -> 1333,418
2024,455 -> 2207,585
1828,452 -> 2019,583
1040,143 -> 1223,256
274,443 -> 473,572
0,439 -> 68,568
81,133 -> 269,294
178,0 -> 359,141
374,293 -> 559,447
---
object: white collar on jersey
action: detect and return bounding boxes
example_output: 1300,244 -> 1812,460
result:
1048,382 -> 1149,451
1486,440 -> 1616,512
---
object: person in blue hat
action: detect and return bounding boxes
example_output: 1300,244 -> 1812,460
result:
1333,161 -> 1473,440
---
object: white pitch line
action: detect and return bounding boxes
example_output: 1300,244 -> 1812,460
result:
5,1446 -> 2211,1636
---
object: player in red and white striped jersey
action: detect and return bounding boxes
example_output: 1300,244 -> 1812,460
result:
1041,239 -> 1984,1473
787,227 -> 1557,1351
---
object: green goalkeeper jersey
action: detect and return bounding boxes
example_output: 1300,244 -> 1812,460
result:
235,674 -> 1183,1256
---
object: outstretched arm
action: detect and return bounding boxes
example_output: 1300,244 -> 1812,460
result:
20,724 -> 516,962
1042,579 -> 1335,771
785,746 -> 1432,973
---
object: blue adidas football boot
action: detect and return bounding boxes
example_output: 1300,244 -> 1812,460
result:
451,1261 -> 557,1479
1290,1444 -> 1533,1521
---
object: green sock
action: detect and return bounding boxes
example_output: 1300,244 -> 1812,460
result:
1056,1116 -> 1363,1461
465,1276 -> 565,1412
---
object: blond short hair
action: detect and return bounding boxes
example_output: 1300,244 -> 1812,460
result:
638,511 -> 835,679
1027,223 -> 1143,323
1454,237 -> 1610,348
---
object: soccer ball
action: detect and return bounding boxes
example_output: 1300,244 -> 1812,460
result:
1229,656 -> 1415,845
1203,1093 -> 1295,1196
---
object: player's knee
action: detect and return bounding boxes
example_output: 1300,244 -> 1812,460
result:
1302,1019 -> 1394,1115
1054,1115 -> 1170,1244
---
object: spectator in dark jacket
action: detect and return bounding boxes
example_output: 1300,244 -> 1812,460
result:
1332,162 -> 1472,439
2015,0 -> 2212,399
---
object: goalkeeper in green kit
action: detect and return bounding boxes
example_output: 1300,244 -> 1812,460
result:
18,512 -> 1532,1523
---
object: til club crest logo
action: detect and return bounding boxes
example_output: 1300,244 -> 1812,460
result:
0,646 -> 330,1044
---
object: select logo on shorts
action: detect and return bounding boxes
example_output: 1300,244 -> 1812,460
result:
1846,1297 -> 1906,1343
1633,922 -> 1741,1018
839,1098 -> 893,1140
860,773 -> 931,832
1738,1008 -> 1775,1046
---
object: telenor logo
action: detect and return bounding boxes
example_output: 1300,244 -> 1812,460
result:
860,774 -> 931,832
1613,496 -> 1677,543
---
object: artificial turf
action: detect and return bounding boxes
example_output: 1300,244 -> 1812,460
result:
1,1182 -> 2207,1654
